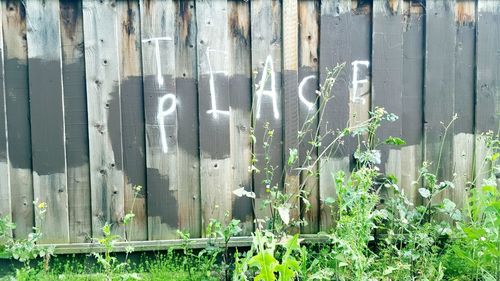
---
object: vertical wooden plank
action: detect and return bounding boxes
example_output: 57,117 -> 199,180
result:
251,0 -> 284,222
26,0 -> 69,243
298,0 -> 320,234
83,0 -> 125,236
228,0 -> 253,235
319,0 -> 351,231
2,1 -> 33,239
349,1 -> 372,127
196,0 -> 233,233
60,0 -> 92,243
372,0 -> 403,182
475,1 -> 500,187
283,0 -> 300,231
139,0 -> 178,240
0,5 -> 10,223
424,0 -> 456,185
401,0 -> 424,205
117,0 -> 147,241
175,0 -> 201,238
453,0 -> 475,208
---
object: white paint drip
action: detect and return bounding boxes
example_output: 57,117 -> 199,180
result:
142,37 -> 173,87
298,75 -> 316,110
351,60 -> 370,104
157,94 -> 176,153
256,55 -> 279,119
205,47 -> 229,119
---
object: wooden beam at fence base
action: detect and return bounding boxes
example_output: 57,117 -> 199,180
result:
45,234 -> 331,255
26,0 -> 70,243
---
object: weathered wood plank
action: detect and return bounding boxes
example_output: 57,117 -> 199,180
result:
251,0 -> 284,222
0,5 -> 10,224
475,1 -> 500,187
372,0 -> 403,183
26,0 -> 69,243
319,0 -> 351,231
60,0 -> 92,243
228,0 -> 253,235
1,1 -> 33,239
82,0 -> 125,237
139,0 -> 178,240
298,0 -> 320,234
175,0 -> 201,238
401,1 -> 424,206
424,0 -> 456,185
117,0 -> 147,241
283,0 -> 300,232
196,0 -> 233,234
453,0 -> 475,208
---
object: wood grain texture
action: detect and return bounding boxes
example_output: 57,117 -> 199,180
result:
401,1 -> 424,206
117,0 -> 147,241
228,0 -> 253,235
319,0 -> 351,231
140,0 -> 178,240
283,0 -> 300,232
475,1 -> 500,187
175,0 -> 201,238
0,4 -> 10,225
60,0 -> 92,243
298,0 -> 320,234
372,0 -> 403,182
196,0 -> 233,234
2,1 -> 33,239
453,0 -> 475,208
251,0 -> 284,222
82,0 -> 125,237
424,0 -> 456,188
26,0 -> 70,243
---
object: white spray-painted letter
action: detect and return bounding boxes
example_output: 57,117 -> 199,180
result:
256,55 -> 279,119
205,47 -> 229,119
351,60 -> 370,104
157,94 -> 176,153
142,37 -> 173,87
298,75 -> 316,110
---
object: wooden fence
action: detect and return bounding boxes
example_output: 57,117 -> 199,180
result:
0,0 -> 498,245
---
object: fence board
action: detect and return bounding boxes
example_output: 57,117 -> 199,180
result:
372,0 -> 403,183
82,0 -> 125,237
319,0 -> 351,231
0,5 -> 10,223
283,0 -> 300,232
475,1 -> 500,187
228,0 -> 254,235
118,0 -> 147,241
251,0 -> 284,223
26,0 -> 69,243
140,0 -> 178,240
2,1 -> 33,239
424,0 -> 456,191
453,0 -> 475,208
175,0 -> 201,238
401,1 -> 424,205
196,0 -> 233,233
298,0 -> 320,234
60,0 -> 92,243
